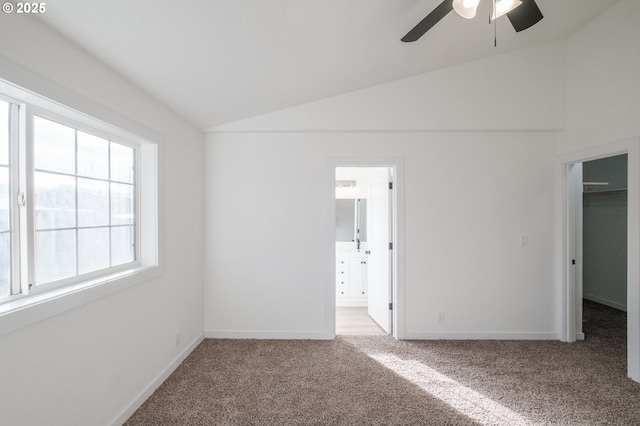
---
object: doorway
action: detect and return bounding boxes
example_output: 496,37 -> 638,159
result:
328,158 -> 404,339
335,166 -> 391,334
559,138 -> 640,382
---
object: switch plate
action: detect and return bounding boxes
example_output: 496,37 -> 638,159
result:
520,235 -> 528,247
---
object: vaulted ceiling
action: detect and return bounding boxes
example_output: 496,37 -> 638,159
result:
37,0 -> 618,130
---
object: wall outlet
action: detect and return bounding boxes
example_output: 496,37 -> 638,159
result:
437,312 -> 445,323
175,330 -> 181,347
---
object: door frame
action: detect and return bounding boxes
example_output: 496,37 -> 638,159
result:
328,157 -> 405,339
558,137 -> 640,381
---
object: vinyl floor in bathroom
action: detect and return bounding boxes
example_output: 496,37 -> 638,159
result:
336,306 -> 387,336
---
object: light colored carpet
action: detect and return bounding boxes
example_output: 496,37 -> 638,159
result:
126,301 -> 640,425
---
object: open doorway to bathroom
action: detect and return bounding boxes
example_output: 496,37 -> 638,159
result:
335,166 -> 393,336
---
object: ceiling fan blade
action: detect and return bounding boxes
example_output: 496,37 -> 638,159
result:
401,0 -> 454,42
506,0 -> 543,32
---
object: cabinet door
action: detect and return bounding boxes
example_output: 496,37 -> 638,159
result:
348,257 -> 367,291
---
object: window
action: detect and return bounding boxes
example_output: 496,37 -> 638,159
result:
0,79 -> 158,312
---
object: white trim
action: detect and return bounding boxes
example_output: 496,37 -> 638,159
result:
336,300 -> 368,307
108,332 -> 205,426
403,332 -> 559,340
557,136 -> 640,382
327,157 -> 405,340
204,330 -> 334,340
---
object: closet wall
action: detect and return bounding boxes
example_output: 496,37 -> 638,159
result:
583,154 -> 628,310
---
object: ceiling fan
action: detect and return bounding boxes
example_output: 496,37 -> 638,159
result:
401,0 -> 543,42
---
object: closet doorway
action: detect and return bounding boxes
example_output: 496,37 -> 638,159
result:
560,138 -> 640,382
582,155 -> 628,318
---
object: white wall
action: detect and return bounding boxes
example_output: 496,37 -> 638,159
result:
212,41 -> 566,132
561,0 -> 640,154
0,16 -> 204,425
204,42 -> 563,339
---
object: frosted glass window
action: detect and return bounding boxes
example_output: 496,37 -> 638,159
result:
0,100 -> 8,166
77,178 -> 109,227
111,182 -> 134,225
34,116 -> 75,174
110,142 -> 134,183
78,131 -> 109,179
0,101 -> 10,298
34,172 -> 76,230
0,233 -> 9,298
78,227 -> 109,274
0,167 -> 9,232
111,226 -> 134,266
36,230 -> 76,284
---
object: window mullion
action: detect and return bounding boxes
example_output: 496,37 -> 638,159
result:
74,130 -> 79,277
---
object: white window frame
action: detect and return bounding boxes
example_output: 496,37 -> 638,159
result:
0,78 -> 160,336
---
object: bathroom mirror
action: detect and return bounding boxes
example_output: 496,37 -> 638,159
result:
335,199 -> 367,242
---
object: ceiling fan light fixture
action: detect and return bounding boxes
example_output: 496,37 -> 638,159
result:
491,0 -> 523,20
453,0 -> 481,19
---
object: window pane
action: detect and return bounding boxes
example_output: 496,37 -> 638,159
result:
0,100 -> 9,166
34,116 -> 75,174
111,182 -> 134,225
110,142 -> 134,183
35,229 -> 76,284
0,166 -> 9,232
35,172 -> 76,230
0,233 -> 9,298
78,178 -> 109,227
78,227 -> 109,274
111,226 -> 134,265
78,131 -> 109,179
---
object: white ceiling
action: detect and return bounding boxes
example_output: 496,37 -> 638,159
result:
37,0 -> 618,130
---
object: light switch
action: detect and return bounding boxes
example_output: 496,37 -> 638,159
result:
520,235 -> 529,247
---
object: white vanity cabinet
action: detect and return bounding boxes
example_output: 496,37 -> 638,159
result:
336,252 -> 368,306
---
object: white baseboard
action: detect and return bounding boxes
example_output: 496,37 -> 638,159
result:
336,300 -> 368,307
402,331 -> 559,340
583,294 -> 627,312
205,330 -> 334,340
109,332 -> 205,426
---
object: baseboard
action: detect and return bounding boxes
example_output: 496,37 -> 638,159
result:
583,294 -> 627,312
336,300 -> 368,307
205,330 -> 334,340
402,331 -> 559,340
109,332 -> 205,426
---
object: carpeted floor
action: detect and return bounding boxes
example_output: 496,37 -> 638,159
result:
125,300 -> 640,425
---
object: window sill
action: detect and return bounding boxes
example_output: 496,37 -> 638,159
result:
0,265 -> 161,337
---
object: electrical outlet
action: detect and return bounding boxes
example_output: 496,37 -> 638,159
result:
175,330 -> 181,347
437,312 -> 445,323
